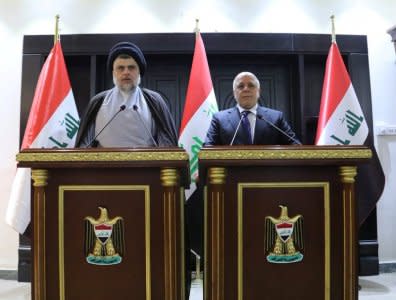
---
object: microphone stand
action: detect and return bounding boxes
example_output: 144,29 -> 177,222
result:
85,105 -> 126,148
257,114 -> 301,145
230,114 -> 245,146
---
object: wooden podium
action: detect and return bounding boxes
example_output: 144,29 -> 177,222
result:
199,145 -> 372,300
17,148 -> 189,300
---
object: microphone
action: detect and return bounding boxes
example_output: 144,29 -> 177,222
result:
85,105 -> 126,147
230,113 -> 246,145
257,114 -> 302,145
132,105 -> 158,147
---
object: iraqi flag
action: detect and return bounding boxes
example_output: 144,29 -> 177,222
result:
315,41 -> 385,225
179,32 -> 218,200
315,42 -> 368,145
6,41 -> 80,233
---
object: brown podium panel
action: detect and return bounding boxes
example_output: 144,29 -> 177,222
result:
17,148 -> 189,300
199,145 -> 371,300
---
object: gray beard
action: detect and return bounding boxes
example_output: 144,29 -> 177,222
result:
113,74 -> 141,92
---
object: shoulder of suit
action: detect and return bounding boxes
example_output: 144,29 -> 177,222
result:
216,107 -> 237,115
258,105 -> 282,115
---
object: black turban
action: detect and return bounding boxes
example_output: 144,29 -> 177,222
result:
107,41 -> 147,76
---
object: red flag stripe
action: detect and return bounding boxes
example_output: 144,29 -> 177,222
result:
95,224 -> 112,230
276,223 -> 293,229
179,33 -> 212,134
315,43 -> 350,143
22,41 -> 71,149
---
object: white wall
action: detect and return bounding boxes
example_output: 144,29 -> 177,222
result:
1,0 -> 396,269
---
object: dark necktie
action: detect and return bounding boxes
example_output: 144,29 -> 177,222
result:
241,110 -> 252,144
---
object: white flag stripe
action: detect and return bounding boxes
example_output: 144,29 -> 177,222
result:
179,90 -> 216,146
6,41 -> 80,233
179,33 -> 218,200
5,168 -> 31,233
179,89 -> 216,199
30,90 -> 79,148
317,84 -> 368,145
6,91 -> 79,232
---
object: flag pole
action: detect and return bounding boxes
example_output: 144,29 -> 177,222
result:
194,19 -> 200,36
330,15 -> 336,43
54,14 -> 60,45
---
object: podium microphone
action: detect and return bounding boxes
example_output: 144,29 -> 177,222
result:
86,105 -> 126,148
132,105 -> 158,147
257,114 -> 302,145
230,113 -> 246,146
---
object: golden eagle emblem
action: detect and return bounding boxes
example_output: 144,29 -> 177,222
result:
265,205 -> 304,263
84,207 -> 125,265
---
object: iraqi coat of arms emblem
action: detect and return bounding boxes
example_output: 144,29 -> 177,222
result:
84,207 -> 125,265
264,205 -> 304,263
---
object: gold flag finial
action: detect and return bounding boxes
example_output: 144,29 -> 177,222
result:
194,19 -> 200,37
330,15 -> 336,43
54,14 -> 60,45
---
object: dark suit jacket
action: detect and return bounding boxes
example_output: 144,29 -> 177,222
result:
204,106 -> 300,145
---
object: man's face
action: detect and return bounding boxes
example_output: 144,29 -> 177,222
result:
112,56 -> 140,92
233,74 -> 260,109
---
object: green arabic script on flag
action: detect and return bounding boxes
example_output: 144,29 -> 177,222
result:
330,109 -> 366,145
49,112 -> 80,147
6,40 -> 80,233
315,42 -> 368,145
178,32 -> 218,200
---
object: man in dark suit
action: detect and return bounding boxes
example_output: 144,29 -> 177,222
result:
205,71 -> 301,145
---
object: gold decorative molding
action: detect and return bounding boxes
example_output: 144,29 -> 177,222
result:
340,166 -> 358,300
209,182 -> 225,300
199,149 -> 372,160
339,166 -> 357,183
58,185 -> 151,300
32,169 -> 48,300
204,186 -> 208,300
237,182 -> 330,300
17,151 -> 188,162
180,188 -> 186,300
208,167 -> 227,185
162,172 -> 179,300
161,168 -> 179,187
31,169 -> 48,187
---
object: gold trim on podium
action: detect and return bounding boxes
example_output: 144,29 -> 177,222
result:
161,168 -> 180,300
339,166 -> 358,300
204,186 -> 208,300
20,148 -> 189,300
237,182 -> 330,300
208,167 -> 227,185
32,169 -> 49,187
200,146 -> 367,300
161,168 -> 180,187
207,167 -> 226,300
31,169 -> 48,300
199,148 -> 372,160
180,188 -> 186,300
17,150 -> 188,162
58,185 -> 151,300
339,166 -> 357,184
